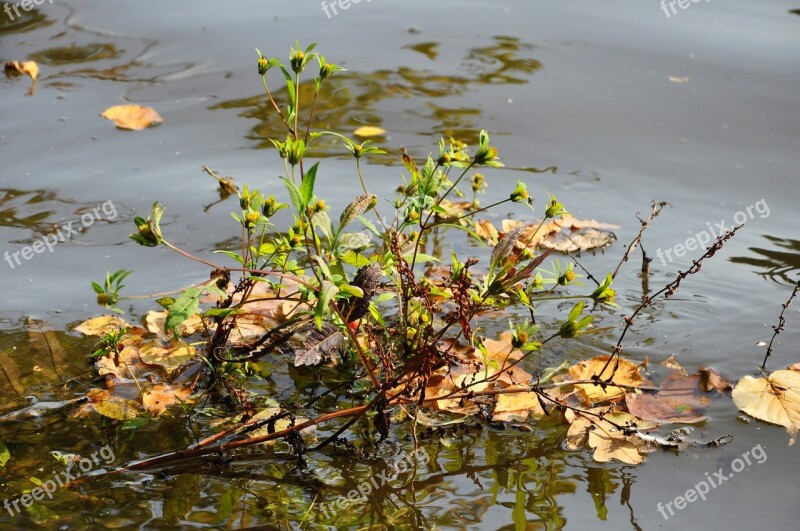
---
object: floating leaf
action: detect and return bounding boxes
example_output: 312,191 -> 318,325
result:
142,383 -> 193,416
101,104 -> 163,130
353,126 -> 385,137
625,372 -> 709,424
568,355 -> 645,403
491,386 -> 546,422
732,369 -> 800,445
75,315 -> 132,337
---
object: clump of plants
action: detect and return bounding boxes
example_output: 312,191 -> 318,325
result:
79,42 -> 800,476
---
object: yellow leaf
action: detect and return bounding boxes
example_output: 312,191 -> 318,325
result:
568,355 -> 645,403
732,370 -> 800,446
75,315 -> 132,337
353,126 -> 385,137
86,388 -> 139,420
101,104 -> 163,130
492,387 -> 545,422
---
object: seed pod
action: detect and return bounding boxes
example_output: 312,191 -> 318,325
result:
340,193 -> 377,229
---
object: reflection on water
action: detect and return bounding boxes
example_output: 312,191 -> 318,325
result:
212,36 -> 542,152
30,42 -> 122,65
729,234 -> 800,285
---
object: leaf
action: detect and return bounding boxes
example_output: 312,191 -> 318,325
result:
625,372 -> 709,424
698,367 -> 732,392
353,126 -> 385,137
491,216 -> 619,253
732,369 -> 800,445
86,388 -> 139,420
295,323 -> 345,367
568,355 -> 645,403
142,383 -> 193,416
338,231 -> 371,250
300,162 -> 320,206
491,387 -> 546,422
281,177 -> 304,212
74,315 -> 132,337
314,281 -> 339,330
139,340 -> 196,375
100,105 -> 163,130
0,440 -> 10,467
165,287 -> 204,337
5,60 -> 38,80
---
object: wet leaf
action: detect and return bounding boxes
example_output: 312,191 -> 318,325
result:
101,104 -> 163,130
5,60 -> 39,80
698,367 -> 732,392
142,383 -> 193,416
732,369 -> 800,445
86,388 -> 139,420
353,126 -> 385,137
488,216 -> 619,253
139,340 -> 196,375
74,315 -> 132,337
625,372 -> 709,424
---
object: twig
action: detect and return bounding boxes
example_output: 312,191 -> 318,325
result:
760,279 -> 800,370
611,201 -> 668,279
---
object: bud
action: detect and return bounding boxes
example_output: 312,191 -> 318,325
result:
258,56 -> 269,76
510,180 -> 529,203
474,146 -> 498,165
290,50 -> 306,74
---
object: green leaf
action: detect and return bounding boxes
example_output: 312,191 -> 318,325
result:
165,287 -> 204,337
315,281 -> 339,329
0,440 -> 10,467
91,282 -> 104,294
280,66 -> 296,104
340,250 -> 372,267
300,162 -> 320,205
281,177 -> 304,212
213,250 -> 246,265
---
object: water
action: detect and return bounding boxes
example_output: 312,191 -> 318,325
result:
1,1 -> 799,529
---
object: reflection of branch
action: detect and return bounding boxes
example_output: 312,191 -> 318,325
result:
761,279 -> 800,369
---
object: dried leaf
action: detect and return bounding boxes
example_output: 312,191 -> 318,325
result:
101,104 -> 163,130
625,372 -> 709,424
294,323 -> 344,366
491,387 -> 546,422
732,369 -> 800,445
142,383 -> 193,416
75,315 -> 132,337
698,367 -> 731,393
568,355 -> 645,403
5,60 -> 38,80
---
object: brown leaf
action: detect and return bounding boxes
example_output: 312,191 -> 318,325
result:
732,370 -> 800,445
101,104 -> 163,130
698,367 -> 731,392
625,372 -> 709,424
660,354 -> 688,376
85,388 -> 139,420
142,383 -> 193,416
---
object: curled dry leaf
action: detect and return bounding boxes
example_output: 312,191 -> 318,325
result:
5,60 -> 39,95
101,104 -> 163,130
484,216 -> 619,253
142,383 -> 193,416
732,369 -> 800,445
698,367 -> 732,393
491,386 -> 546,422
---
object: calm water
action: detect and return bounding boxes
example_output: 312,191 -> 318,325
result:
1,1 -> 799,529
